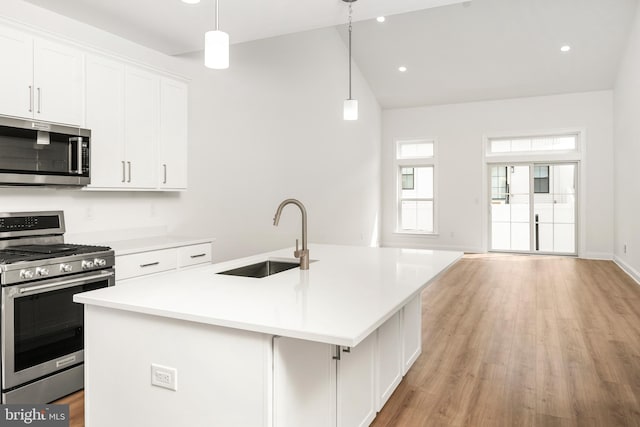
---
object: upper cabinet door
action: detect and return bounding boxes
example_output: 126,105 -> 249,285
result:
85,54 -> 126,188
159,78 -> 188,189
33,38 -> 83,125
0,26 -> 34,119
124,66 -> 159,188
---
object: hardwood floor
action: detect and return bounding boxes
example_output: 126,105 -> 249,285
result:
372,255 -> 640,427
54,389 -> 84,427
58,255 -> 640,426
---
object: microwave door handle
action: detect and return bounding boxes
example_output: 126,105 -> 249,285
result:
17,271 -> 114,295
77,138 -> 83,175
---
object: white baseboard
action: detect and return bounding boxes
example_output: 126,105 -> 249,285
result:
581,252 -> 613,260
381,241 -> 483,253
614,255 -> 640,285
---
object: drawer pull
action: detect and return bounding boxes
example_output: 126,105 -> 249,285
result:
190,253 -> 206,259
140,262 -> 160,268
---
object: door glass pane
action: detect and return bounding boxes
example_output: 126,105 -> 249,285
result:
490,165 -> 530,251
533,163 -> 576,254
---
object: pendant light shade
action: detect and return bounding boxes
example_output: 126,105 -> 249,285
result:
205,30 -> 229,69
204,0 -> 229,69
343,0 -> 358,121
344,99 -> 358,121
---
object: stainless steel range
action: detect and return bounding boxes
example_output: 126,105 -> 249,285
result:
0,211 -> 114,404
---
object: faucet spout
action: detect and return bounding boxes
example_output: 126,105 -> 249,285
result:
273,198 -> 309,270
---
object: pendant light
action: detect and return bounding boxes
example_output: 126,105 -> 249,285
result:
205,0 -> 229,69
343,0 -> 358,121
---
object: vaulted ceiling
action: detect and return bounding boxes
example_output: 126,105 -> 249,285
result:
22,0 -> 639,108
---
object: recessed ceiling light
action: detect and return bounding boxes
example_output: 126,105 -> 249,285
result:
182,0 -> 200,4
560,45 -> 571,52
398,66 -> 407,72
376,16 -> 386,23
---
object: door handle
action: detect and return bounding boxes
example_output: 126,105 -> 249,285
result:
127,161 -> 132,183
36,87 -> 41,114
163,164 -> 167,184
121,161 -> 126,183
28,85 -> 33,113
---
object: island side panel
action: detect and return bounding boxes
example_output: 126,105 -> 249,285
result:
83,305 -> 272,427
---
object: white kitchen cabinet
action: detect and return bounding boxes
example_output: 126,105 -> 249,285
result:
273,338 -> 336,427
114,240 -> 213,282
337,333 -> 376,427
376,311 -> 403,411
123,66 -> 159,188
177,243 -> 212,268
116,248 -> 177,281
274,333 -> 376,427
0,26 -> 33,120
402,293 -> 422,374
158,78 -> 188,189
85,56 -> 187,190
0,25 -> 83,125
85,54 -> 126,188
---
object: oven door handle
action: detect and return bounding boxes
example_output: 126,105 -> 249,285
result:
17,271 -> 115,295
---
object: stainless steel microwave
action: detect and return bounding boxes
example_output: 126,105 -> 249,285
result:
0,115 -> 90,186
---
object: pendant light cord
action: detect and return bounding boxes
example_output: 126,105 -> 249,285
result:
348,3 -> 353,100
215,0 -> 219,30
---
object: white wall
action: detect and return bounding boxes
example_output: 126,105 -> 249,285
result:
178,29 -> 381,261
613,5 -> 640,281
381,91 -> 614,258
0,1 -> 381,262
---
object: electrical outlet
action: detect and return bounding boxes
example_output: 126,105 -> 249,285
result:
151,364 -> 177,391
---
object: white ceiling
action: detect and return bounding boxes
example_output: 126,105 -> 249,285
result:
341,0 -> 639,108
20,0 -> 464,55
21,0 -> 639,109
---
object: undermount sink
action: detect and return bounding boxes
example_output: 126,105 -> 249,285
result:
217,260 -> 300,278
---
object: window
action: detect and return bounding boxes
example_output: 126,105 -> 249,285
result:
534,166 -> 549,193
488,134 -> 577,155
395,139 -> 435,233
491,166 -> 508,200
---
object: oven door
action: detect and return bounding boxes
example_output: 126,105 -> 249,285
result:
1,269 -> 114,390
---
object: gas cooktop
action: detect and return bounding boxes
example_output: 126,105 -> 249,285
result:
0,243 -> 112,264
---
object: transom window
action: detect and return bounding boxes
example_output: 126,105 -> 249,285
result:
488,134 -> 577,155
395,139 -> 436,233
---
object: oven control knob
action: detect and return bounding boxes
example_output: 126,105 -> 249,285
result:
35,267 -> 49,277
93,258 -> 107,267
60,264 -> 73,273
19,269 -> 34,279
82,260 -> 95,270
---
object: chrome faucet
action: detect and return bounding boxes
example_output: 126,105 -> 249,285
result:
273,198 -> 309,270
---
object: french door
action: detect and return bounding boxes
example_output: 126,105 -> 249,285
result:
489,162 -> 577,255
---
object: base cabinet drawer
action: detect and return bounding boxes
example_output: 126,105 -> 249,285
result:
116,248 -> 177,280
178,243 -> 212,268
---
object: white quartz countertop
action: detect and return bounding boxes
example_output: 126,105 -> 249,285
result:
101,236 -> 216,256
75,244 -> 462,347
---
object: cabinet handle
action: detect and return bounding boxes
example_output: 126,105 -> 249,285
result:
121,161 -> 126,183
163,164 -> 167,184
28,85 -> 33,112
127,161 -> 132,183
332,345 -> 341,361
190,253 -> 206,259
140,262 -> 160,268
37,87 -> 41,114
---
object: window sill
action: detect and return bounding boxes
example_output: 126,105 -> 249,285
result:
393,231 -> 440,237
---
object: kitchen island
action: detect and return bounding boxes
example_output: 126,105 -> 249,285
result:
75,244 -> 462,427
